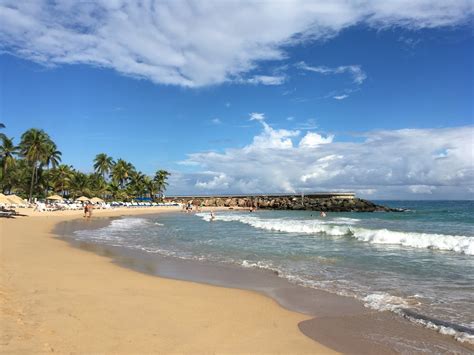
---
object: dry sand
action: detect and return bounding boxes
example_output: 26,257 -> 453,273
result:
0,207 -> 336,354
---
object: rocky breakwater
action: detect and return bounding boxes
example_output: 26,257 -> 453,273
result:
167,195 -> 403,212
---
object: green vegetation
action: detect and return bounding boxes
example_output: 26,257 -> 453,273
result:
0,127 -> 170,202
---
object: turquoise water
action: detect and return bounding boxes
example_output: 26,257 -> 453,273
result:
73,201 -> 474,343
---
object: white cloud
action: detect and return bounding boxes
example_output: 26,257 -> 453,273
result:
0,1 -> 471,87
249,112 -> 265,121
242,75 -> 286,86
211,118 -> 222,124
409,185 -> 435,194
333,94 -> 349,100
297,62 -> 367,84
195,173 -> 232,190
299,132 -> 334,148
248,121 -> 300,150
175,124 -> 474,199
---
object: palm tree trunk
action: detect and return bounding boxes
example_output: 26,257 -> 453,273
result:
28,165 -> 36,202
2,165 -> 7,194
44,167 -> 49,197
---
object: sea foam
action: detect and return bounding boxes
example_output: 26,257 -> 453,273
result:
363,293 -> 474,344
197,213 -> 474,255
350,228 -> 474,255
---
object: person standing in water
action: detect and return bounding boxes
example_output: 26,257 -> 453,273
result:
87,202 -> 94,218
210,210 -> 215,221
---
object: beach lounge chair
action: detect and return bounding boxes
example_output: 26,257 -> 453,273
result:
0,206 -> 18,217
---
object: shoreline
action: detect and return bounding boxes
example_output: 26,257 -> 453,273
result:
1,207 -> 336,354
55,211 -> 474,353
2,207 -> 473,353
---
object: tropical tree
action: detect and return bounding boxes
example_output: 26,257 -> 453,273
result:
69,171 -> 91,198
89,173 -> 108,198
154,170 -> 170,199
43,142 -> 62,170
112,159 -> 135,188
0,136 -> 19,193
2,126 -> 171,202
19,129 -> 52,201
144,176 -> 156,200
0,136 -> 19,177
93,153 -> 114,180
3,159 -> 31,196
50,164 -> 74,197
107,181 -> 121,200
128,170 -> 147,198
0,123 -> 5,141
41,142 -> 62,196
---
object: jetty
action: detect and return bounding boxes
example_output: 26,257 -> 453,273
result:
164,192 -> 399,212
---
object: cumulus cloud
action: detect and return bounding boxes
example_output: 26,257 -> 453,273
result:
176,123 -> 474,199
0,0 -> 471,87
196,173 -> 232,190
299,132 -> 334,148
296,62 -> 367,84
249,122 -> 299,150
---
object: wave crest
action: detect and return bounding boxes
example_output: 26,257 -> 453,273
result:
196,213 -> 474,255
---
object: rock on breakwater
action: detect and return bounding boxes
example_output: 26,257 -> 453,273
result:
165,194 -> 402,212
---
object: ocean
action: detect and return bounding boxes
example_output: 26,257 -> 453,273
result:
70,200 -> 474,344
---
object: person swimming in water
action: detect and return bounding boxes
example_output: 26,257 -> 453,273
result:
320,211 -> 327,218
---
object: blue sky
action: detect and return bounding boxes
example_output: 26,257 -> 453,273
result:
0,1 -> 473,199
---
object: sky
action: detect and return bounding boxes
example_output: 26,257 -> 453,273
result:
0,0 -> 473,199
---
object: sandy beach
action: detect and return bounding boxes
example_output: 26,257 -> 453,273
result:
0,207 -> 336,354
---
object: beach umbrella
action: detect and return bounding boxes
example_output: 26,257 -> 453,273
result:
47,194 -> 63,201
90,197 -> 104,203
75,196 -> 90,202
6,194 -> 25,205
0,193 -> 12,205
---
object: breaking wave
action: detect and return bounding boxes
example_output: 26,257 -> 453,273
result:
196,213 -> 474,255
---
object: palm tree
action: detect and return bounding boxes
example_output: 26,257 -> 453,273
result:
42,142 -> 62,196
0,136 -> 19,176
154,170 -> 170,199
69,171 -> 91,198
0,123 -> 6,141
50,164 -> 74,197
112,159 -> 135,188
128,171 -> 147,198
89,173 -> 108,199
143,176 -> 156,200
0,136 -> 19,193
19,129 -> 52,202
107,181 -> 120,200
93,153 -> 114,180
43,142 -> 62,169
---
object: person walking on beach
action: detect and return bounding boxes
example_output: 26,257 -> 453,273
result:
87,202 -> 94,218
83,203 -> 88,217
